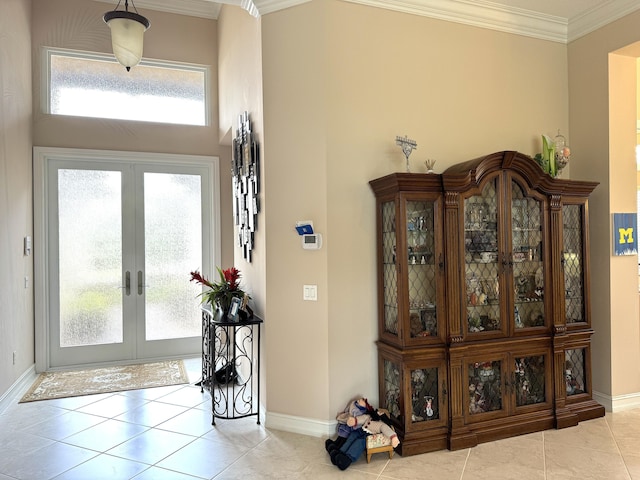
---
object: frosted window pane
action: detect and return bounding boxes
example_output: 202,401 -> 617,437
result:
58,169 -> 123,347
144,172 -> 202,340
50,53 -> 206,125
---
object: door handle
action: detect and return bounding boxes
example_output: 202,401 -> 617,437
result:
138,270 -> 145,295
120,271 -> 131,296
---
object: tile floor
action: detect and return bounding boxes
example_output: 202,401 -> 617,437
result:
1,358 -> 640,479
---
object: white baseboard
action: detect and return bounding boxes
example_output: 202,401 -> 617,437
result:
594,389 -> 640,412
265,411 -> 337,438
0,365 -> 37,414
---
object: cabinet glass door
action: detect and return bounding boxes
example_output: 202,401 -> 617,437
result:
562,204 -> 586,324
510,180 -> 545,330
514,354 -> 547,407
382,201 -> 399,337
410,366 -> 440,424
383,358 -> 402,421
406,200 -> 437,339
565,348 -> 587,397
467,358 -> 504,415
464,180 -> 500,333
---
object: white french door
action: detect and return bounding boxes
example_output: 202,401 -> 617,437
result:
34,148 -> 219,370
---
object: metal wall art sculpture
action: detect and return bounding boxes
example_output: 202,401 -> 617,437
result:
232,111 -> 260,262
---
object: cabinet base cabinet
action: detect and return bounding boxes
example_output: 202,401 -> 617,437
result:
396,430 -> 449,457
564,399 -> 605,425
449,410 -> 555,451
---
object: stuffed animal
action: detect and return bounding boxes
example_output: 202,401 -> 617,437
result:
325,397 -> 399,470
324,397 -> 373,453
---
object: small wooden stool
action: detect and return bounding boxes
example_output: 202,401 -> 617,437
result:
365,432 -> 395,463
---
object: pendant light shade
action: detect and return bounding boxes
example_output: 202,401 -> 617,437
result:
103,0 -> 150,71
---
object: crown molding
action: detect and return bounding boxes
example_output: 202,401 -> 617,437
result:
94,0 -> 640,43
567,0 -> 640,43
342,0 -> 567,42
253,0 -> 311,15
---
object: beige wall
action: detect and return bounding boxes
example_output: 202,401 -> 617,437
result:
216,4 -> 267,402
0,0 -> 34,396
569,11 -> 640,407
260,0 -> 570,424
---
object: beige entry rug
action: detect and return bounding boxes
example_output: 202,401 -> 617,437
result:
19,360 -> 189,403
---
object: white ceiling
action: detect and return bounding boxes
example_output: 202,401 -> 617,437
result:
95,0 -> 640,42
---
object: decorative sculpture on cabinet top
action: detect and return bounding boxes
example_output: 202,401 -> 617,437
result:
395,135 -> 417,173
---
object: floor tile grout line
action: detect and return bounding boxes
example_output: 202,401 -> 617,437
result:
542,430 -> 547,480
605,414 -> 634,480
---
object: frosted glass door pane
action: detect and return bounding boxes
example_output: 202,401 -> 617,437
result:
58,169 -> 123,347
144,173 -> 202,340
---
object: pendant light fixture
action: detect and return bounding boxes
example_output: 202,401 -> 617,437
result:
103,0 -> 150,71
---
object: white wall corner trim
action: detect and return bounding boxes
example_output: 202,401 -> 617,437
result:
265,411 -> 337,438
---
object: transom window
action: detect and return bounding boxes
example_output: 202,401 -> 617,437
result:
44,48 -> 209,126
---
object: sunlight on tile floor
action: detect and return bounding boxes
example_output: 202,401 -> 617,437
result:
1,358 -> 639,479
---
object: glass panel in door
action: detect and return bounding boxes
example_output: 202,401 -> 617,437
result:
565,348 -> 587,396
562,205 -> 585,324
464,180 -> 500,333
382,201 -> 398,337
514,354 -> 546,406
58,169 -> 124,348
406,200 -> 437,338
411,367 -> 439,423
383,358 -> 402,420
468,359 -> 503,415
143,172 -> 202,341
510,180 -> 545,330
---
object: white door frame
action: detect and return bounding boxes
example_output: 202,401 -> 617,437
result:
33,146 -> 220,372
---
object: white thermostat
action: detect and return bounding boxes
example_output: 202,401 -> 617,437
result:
302,233 -> 322,250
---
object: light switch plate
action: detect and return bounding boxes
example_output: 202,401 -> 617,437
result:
303,284 -> 317,301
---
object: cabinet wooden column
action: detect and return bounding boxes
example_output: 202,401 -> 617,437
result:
370,151 -> 604,456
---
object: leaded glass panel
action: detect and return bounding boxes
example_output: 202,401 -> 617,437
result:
382,201 -> 398,336
565,349 -> 586,396
411,367 -> 439,423
511,181 -> 545,329
407,200 -> 437,338
514,355 -> 546,406
563,205 -> 585,323
465,180 -> 500,332
468,360 -> 502,414
384,359 -> 402,419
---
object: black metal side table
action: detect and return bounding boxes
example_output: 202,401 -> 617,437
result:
201,305 -> 262,425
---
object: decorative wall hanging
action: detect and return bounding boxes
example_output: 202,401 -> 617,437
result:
232,111 -> 260,262
612,213 -> 637,256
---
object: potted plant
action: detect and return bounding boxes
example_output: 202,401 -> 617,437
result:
190,267 -> 248,315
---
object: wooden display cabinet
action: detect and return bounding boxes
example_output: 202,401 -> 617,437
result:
370,151 -> 604,455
